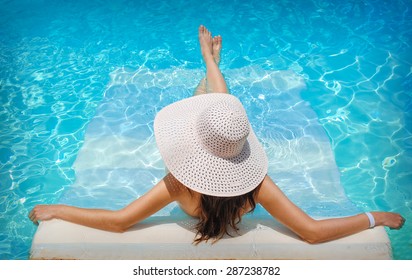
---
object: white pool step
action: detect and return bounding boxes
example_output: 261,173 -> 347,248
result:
30,217 -> 391,260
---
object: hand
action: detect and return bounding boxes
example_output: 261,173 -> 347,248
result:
28,205 -> 59,225
373,212 -> 406,230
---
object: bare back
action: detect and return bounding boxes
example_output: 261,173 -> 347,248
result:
164,173 -> 254,217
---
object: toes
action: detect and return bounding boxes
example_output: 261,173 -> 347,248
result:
213,35 -> 222,47
199,25 -> 212,39
213,36 -> 218,45
199,25 -> 204,35
204,26 -> 211,37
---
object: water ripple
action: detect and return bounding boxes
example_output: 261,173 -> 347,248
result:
1,0 -> 411,260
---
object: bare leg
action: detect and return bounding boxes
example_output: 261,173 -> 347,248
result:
194,34 -> 223,95
212,35 -> 222,66
196,25 -> 228,94
193,78 -> 207,96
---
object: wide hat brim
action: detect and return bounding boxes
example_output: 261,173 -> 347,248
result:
154,93 -> 268,197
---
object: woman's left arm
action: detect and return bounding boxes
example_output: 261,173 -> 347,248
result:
257,175 -> 405,244
29,177 -> 175,233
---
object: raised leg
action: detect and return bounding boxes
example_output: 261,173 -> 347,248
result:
195,25 -> 228,95
194,34 -> 223,95
193,77 -> 207,96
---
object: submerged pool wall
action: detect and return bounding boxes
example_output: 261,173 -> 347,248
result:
30,67 -> 392,259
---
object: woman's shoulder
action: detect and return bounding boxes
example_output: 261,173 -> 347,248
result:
255,175 -> 284,204
163,173 -> 195,198
163,173 -> 201,217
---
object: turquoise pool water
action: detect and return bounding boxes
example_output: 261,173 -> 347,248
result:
0,0 -> 411,259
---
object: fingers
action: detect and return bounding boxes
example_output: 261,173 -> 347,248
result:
389,214 -> 406,230
395,214 -> 405,229
28,205 -> 51,226
28,206 -> 39,225
398,215 -> 406,229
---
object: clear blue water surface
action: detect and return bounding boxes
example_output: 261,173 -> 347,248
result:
0,0 -> 411,259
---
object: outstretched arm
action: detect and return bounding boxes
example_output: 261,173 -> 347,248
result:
29,177 -> 175,233
257,175 -> 405,244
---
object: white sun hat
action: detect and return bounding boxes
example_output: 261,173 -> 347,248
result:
154,93 -> 268,197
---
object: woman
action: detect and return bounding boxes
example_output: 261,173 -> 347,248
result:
29,25 -> 405,244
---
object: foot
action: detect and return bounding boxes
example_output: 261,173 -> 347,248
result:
198,25 -> 214,62
212,35 -> 222,65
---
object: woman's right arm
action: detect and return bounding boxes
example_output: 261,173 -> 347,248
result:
257,175 -> 405,244
29,177 -> 176,233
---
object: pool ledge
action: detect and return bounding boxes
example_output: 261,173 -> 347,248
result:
30,217 -> 392,260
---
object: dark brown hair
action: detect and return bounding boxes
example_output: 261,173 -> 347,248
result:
193,186 -> 260,244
